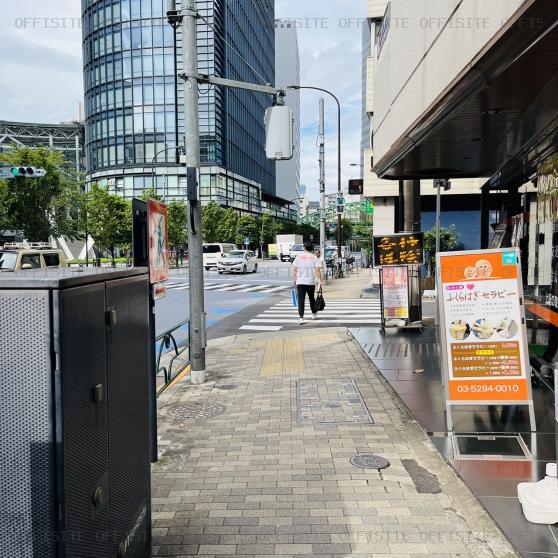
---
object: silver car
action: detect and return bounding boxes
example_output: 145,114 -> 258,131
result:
217,250 -> 258,274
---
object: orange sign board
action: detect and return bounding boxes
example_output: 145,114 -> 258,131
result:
437,249 -> 532,407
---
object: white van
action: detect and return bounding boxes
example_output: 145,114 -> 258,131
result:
203,243 -> 237,270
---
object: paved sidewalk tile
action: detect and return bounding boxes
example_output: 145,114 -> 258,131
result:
154,328 -> 518,557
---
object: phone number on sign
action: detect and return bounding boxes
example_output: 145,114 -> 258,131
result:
456,384 -> 520,394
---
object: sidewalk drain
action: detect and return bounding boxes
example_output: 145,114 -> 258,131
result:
159,402 -> 226,419
350,454 -> 390,470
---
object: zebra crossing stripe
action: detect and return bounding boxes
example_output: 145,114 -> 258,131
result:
236,285 -> 274,292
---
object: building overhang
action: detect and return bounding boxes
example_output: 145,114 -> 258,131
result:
373,0 -> 558,184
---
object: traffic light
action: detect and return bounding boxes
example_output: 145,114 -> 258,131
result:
434,178 -> 451,191
348,179 -> 363,195
0,166 -> 46,179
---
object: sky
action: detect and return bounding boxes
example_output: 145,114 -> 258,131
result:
0,0 -> 366,202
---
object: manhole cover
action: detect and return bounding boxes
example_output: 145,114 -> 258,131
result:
350,454 -> 390,470
214,384 -> 237,391
159,402 -> 226,419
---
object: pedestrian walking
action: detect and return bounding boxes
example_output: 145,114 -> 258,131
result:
292,242 -> 323,325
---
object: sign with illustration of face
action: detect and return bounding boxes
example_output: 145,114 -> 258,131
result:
436,249 -> 533,418
148,200 -> 169,285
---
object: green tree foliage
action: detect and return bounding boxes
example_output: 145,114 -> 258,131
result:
424,224 -> 462,275
167,200 -> 188,267
86,184 -> 132,265
339,218 -> 354,244
0,146 -> 85,241
216,208 -> 239,244
297,223 -> 320,243
259,214 -> 275,254
235,215 -> 258,248
202,201 -> 224,243
140,188 -> 164,202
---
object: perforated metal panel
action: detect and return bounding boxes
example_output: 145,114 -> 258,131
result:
59,283 -> 111,557
106,276 -> 151,558
0,290 -> 55,558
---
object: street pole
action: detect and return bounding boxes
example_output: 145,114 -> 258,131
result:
182,0 -> 206,384
318,98 -> 326,271
435,179 -> 441,256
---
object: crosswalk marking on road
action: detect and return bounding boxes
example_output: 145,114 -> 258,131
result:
239,298 -> 382,331
165,282 -> 290,294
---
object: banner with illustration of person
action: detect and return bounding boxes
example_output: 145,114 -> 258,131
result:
436,249 -> 534,428
148,199 -> 169,286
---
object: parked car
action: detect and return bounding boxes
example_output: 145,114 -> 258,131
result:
203,243 -> 237,270
0,247 -> 67,271
217,250 -> 258,274
289,244 -> 305,263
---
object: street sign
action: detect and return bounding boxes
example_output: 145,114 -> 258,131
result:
436,248 -> 535,431
244,237 -> 250,246
373,233 -> 424,266
148,199 -> 170,284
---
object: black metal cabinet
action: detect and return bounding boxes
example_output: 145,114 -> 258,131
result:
0,269 -> 151,558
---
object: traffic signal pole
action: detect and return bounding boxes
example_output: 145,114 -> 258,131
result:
182,0 -> 206,384
318,99 -> 326,271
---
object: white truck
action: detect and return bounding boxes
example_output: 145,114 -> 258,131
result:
276,234 -> 303,262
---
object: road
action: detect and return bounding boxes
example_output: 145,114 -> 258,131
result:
155,260 -> 383,341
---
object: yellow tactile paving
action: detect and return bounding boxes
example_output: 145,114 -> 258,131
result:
282,337 -> 305,375
260,337 -> 306,376
260,338 -> 284,377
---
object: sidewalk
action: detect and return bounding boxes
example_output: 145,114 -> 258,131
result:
322,267 -> 375,300
153,328 -> 518,557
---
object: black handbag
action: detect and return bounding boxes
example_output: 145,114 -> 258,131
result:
316,287 -> 326,312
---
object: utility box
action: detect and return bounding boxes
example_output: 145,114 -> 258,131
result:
0,268 -> 152,558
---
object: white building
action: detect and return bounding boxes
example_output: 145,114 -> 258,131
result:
275,19 -> 301,207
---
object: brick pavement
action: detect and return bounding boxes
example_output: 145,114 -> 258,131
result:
153,328 -> 518,557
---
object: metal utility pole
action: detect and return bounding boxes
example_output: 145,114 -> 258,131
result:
435,179 -> 442,255
181,0 -> 206,384
318,98 -> 326,269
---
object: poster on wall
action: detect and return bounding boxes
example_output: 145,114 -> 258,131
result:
436,249 -> 535,429
382,266 -> 409,319
148,199 -> 169,285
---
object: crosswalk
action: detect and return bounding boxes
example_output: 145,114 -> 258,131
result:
239,298 -> 382,331
166,281 -> 290,295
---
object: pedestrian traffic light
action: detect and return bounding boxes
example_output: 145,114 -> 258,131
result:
348,179 -> 363,195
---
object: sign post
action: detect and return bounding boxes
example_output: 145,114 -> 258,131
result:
436,248 -> 536,432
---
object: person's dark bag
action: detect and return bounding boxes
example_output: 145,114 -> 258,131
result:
316,287 -> 326,312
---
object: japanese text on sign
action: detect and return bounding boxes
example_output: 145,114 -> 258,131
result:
373,233 -> 424,267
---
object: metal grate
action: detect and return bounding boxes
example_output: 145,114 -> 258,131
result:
160,402 -> 226,420
296,379 -> 374,425
368,343 -> 437,358
0,291 -> 55,558
452,434 -> 532,460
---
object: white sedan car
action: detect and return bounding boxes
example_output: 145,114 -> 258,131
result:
217,250 -> 258,274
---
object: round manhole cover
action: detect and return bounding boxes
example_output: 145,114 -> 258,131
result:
159,402 -> 226,419
350,454 -> 390,470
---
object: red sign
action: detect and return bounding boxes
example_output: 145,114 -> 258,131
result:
148,200 -> 169,284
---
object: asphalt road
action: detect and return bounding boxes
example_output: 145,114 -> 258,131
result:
154,260 -> 293,342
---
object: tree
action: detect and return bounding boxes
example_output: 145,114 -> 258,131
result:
339,218 -> 353,245
235,215 -> 258,248
86,184 -> 132,265
202,201 -> 224,243
424,224 -> 462,276
167,200 -> 188,267
216,208 -> 239,243
140,188 -> 164,202
259,214 -> 276,257
297,223 -> 320,243
0,146 -> 85,241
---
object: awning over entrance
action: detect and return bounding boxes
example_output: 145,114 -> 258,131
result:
373,0 -> 558,184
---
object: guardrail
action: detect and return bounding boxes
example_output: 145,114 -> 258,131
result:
155,318 -> 190,396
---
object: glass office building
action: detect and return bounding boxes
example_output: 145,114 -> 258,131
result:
82,0 -> 290,217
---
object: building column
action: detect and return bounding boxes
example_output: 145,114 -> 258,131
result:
480,187 -> 490,249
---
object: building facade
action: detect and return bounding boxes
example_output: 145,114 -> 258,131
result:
81,0 -> 294,219
0,120 -> 84,172
275,19 -> 301,205
362,0 -> 488,246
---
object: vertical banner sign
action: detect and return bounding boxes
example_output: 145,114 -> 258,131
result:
437,248 -> 535,430
382,266 -> 409,319
148,199 -> 170,288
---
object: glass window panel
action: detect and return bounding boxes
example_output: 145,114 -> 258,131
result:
152,0 -> 163,18
131,26 -> 141,48
113,30 -> 121,52
116,144 -> 124,164
114,58 -> 123,79
154,83 -> 165,104
133,84 -> 143,105
125,114 -> 133,133
153,54 -> 164,76
142,26 -> 152,48
142,54 -> 153,76
132,55 -> 142,77
131,0 -> 140,19
113,2 -> 121,21
143,82 -> 153,104
145,142 -> 155,161
109,146 -> 116,164
124,83 -> 132,104
135,142 -> 144,162
165,112 -> 175,132
125,144 -> 134,163
123,55 -> 132,78
152,25 -> 164,47
144,112 -> 154,132
134,111 -> 143,132
122,27 -> 131,49
154,112 -> 165,132
116,115 -> 124,134
163,25 -> 173,46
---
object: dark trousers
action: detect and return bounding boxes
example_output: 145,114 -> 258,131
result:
297,284 -> 317,318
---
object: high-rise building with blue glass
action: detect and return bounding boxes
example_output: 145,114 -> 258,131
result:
82,0 -> 294,220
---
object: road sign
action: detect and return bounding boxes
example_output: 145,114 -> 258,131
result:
436,248 -> 535,431
244,237 -> 250,246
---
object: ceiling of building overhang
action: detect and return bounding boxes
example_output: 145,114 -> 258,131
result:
373,0 -> 558,184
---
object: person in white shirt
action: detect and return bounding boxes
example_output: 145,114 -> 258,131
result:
292,242 -> 323,325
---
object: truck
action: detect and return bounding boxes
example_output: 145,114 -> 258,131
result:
276,234 -> 303,262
